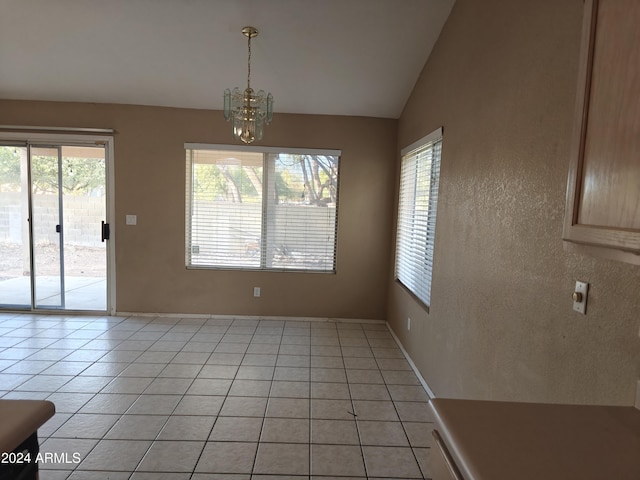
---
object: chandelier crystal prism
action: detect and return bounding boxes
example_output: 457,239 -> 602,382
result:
223,26 -> 273,144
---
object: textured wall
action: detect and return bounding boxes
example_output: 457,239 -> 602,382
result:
388,0 -> 640,405
0,100 -> 397,319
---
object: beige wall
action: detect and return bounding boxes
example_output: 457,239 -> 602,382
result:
388,0 -> 640,405
0,100 -> 397,319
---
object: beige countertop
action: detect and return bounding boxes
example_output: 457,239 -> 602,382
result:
0,399 -> 55,453
429,398 -> 640,480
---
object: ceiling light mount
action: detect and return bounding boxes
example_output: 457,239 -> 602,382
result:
223,25 -> 273,144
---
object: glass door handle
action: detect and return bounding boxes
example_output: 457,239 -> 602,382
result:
101,221 -> 110,242
56,224 -> 61,233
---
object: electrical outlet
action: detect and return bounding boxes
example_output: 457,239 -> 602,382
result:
253,287 -> 261,297
407,317 -> 411,331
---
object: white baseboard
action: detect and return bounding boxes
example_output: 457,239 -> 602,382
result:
386,322 -> 436,399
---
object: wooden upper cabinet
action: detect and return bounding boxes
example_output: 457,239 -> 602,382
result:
564,0 -> 640,265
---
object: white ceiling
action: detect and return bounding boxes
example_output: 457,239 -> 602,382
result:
0,0 -> 454,119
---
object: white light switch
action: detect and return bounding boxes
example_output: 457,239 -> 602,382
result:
572,280 -> 589,314
126,215 -> 137,225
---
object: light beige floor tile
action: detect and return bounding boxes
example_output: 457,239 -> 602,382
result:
39,438 -> 98,470
174,395 -> 224,415
387,384 -> 429,402
57,376 -> 113,394
362,446 -> 422,478
346,369 -> 384,384
394,401 -> 433,422
130,473 -> 190,480
311,444 -> 365,477
14,374 -> 73,392
79,440 -> 152,471
51,413 -> 120,439
137,440 -> 205,472
206,353 -> 244,365
311,382 -> 350,400
67,471 -> 130,479
254,442 -> 309,475
219,396 -> 268,417
381,370 -> 421,385
266,398 -> 310,418
119,363 -> 165,377
41,361 -> 92,376
100,377 -> 154,394
376,358 -> 412,371
311,345 -> 342,356
143,377 -> 192,395
311,399 -> 355,420
78,393 -> 139,414
310,356 -> 344,368
42,470 -> 77,479
80,362 -> 128,376
228,379 -> 272,396
273,366 -> 309,381
349,383 -> 391,401
195,442 -> 257,474
241,354 -> 277,366
278,344 -> 311,355
276,355 -> 309,368
261,417 -> 309,443
311,419 -> 359,445
371,347 -> 404,359
358,420 -> 409,446
403,421 -> 434,447
310,368 -> 347,383
191,475 -> 249,480
197,365 -> 239,379
125,394 -> 181,415
157,415 -> 216,440
234,366 -> 274,380
343,357 -> 378,370
340,347 -> 373,358
209,416 -> 263,441
38,413 -> 72,437
134,351 -> 176,364
45,392 -> 95,413
352,400 -> 399,421
413,446 -> 431,478
214,342 -> 248,354
246,343 -> 279,354
158,363 -> 202,378
270,380 -> 310,398
186,378 -> 232,396
280,336 -> 310,346
105,414 -> 168,440
338,337 -> 369,347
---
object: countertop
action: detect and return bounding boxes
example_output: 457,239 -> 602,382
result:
0,399 -> 55,453
429,398 -> 640,480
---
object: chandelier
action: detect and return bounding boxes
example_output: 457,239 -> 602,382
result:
223,26 -> 273,144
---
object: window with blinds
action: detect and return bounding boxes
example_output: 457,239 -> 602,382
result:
395,128 -> 443,307
186,146 -> 340,272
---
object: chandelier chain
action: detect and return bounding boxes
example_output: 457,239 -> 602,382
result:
247,34 -> 252,90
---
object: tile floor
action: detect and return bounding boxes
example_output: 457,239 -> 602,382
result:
0,312 -> 434,479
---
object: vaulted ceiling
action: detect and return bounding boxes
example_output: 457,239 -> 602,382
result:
0,0 -> 454,118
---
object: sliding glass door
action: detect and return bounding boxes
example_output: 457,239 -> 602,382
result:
0,141 -> 110,311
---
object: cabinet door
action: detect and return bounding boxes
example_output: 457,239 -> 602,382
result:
563,0 -> 640,264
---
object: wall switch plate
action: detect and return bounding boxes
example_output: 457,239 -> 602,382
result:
572,280 -> 589,314
126,214 -> 137,225
253,287 -> 261,298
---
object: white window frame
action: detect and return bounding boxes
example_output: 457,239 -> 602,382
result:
395,127 -> 443,308
185,143 -> 341,273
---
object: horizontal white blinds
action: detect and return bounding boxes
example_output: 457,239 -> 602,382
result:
395,131 -> 443,306
186,148 -> 339,272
